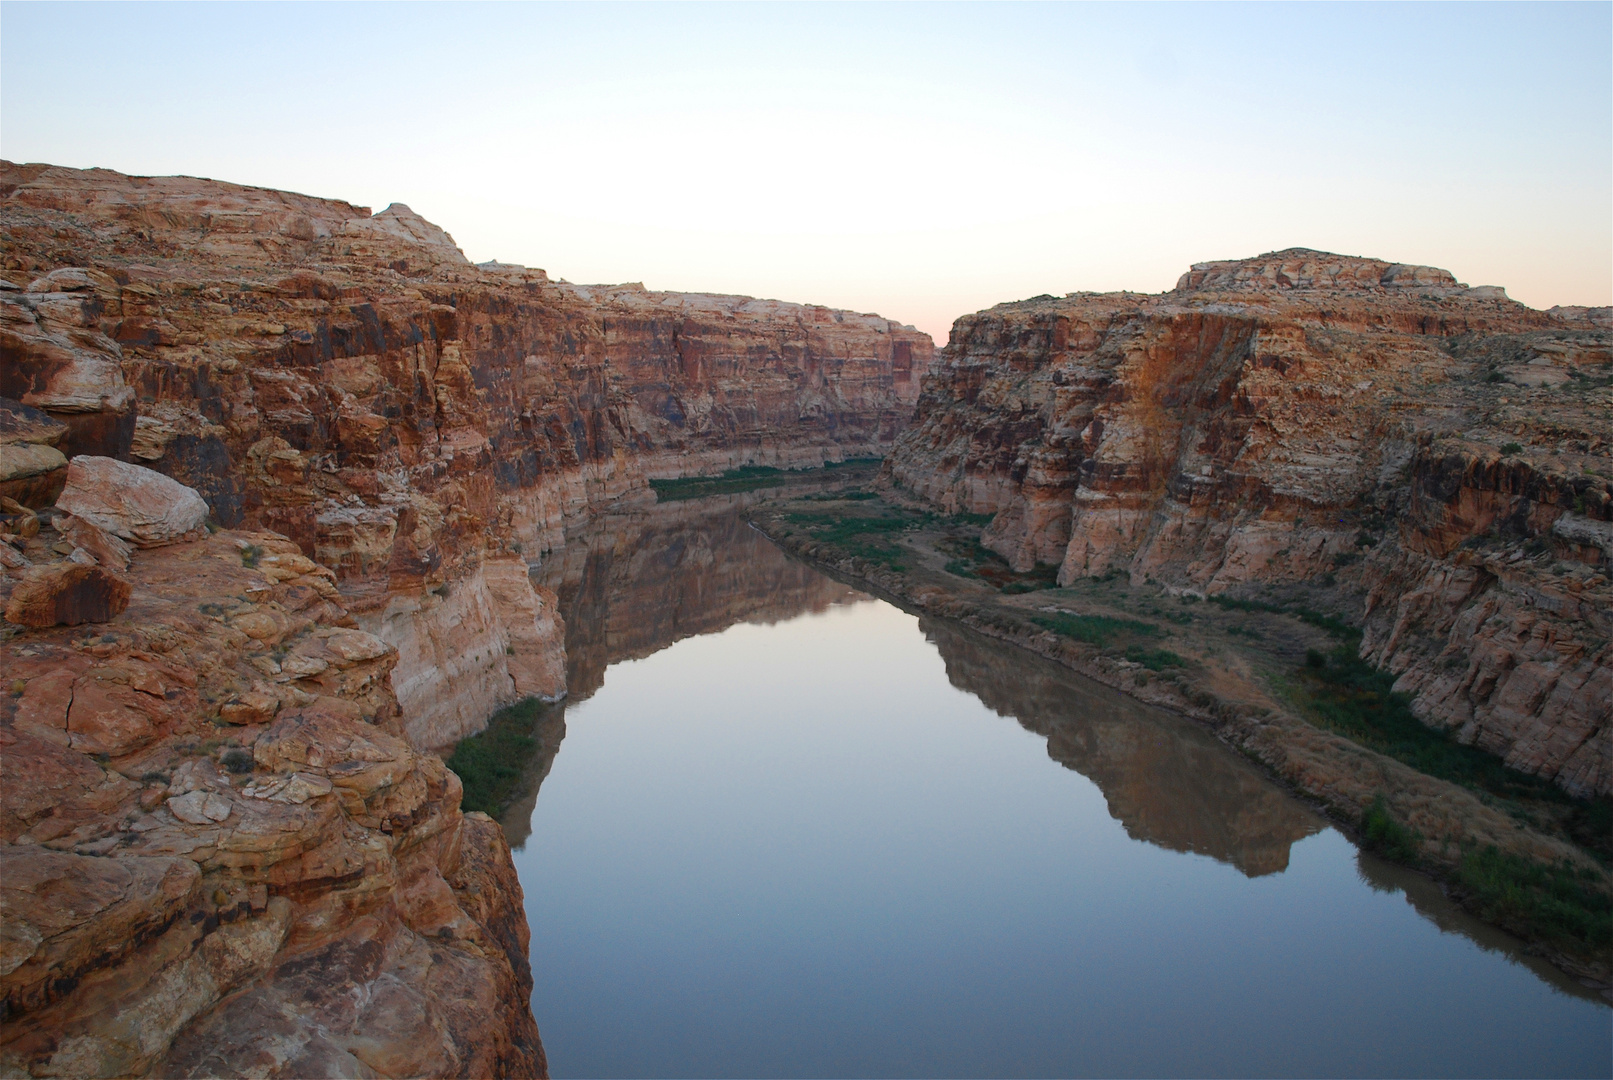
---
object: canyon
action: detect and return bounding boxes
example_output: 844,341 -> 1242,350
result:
0,162 -> 930,1078
3,158 -> 1610,1078
886,251 -> 1611,799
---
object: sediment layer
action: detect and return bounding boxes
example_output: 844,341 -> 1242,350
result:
886,249 -> 1611,795
1,160 -> 933,748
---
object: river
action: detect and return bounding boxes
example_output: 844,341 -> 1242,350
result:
499,499 -> 1611,1078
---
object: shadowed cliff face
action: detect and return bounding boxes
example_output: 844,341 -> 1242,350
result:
887,249 -> 1612,795
0,161 -> 932,749
920,616 -> 1322,877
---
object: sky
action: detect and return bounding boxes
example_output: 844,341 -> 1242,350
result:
2,2 -> 1609,344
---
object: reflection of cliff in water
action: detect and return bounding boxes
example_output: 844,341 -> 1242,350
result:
920,616 -> 1323,877
1354,846 -> 1608,1005
500,496 -> 868,846
536,494 -> 869,701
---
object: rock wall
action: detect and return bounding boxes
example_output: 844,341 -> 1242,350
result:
887,249 -> 1611,795
0,515 -> 543,1077
1,160 -> 932,745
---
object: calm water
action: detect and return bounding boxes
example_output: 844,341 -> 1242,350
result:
506,504 -> 1611,1079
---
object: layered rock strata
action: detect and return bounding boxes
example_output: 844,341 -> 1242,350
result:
0,498 -> 543,1077
888,250 -> 1611,795
1,160 -> 932,747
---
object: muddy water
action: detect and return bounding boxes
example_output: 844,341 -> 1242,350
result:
504,502 -> 1611,1078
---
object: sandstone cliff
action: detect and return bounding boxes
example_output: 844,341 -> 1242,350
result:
0,507 -> 543,1077
1,160 -> 930,1076
887,250 -> 1611,796
1,161 -> 932,749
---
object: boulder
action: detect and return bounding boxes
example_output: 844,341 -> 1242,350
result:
55,456 -> 210,547
58,512 -> 133,571
0,397 -> 69,507
2,561 -> 131,627
0,397 -> 68,447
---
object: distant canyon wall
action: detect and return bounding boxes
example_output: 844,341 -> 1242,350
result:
886,250 -> 1611,796
1,161 -> 932,748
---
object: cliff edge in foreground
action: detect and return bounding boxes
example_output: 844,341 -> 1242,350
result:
0,475 -> 542,1077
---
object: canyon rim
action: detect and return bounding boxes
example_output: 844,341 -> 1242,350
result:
2,160 -> 1611,1079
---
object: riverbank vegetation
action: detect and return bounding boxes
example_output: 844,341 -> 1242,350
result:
745,486 -> 1612,974
650,458 -> 882,502
446,697 -> 555,815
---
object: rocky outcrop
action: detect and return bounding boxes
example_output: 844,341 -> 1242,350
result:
887,249 -> 1611,795
0,399 -> 69,508
1,160 -> 932,747
0,516 -> 543,1077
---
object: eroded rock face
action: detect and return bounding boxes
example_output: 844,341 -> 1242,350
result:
0,527 -> 544,1078
1,160 -> 931,743
2,561 -> 131,627
888,248 -> 1612,795
0,399 -> 69,508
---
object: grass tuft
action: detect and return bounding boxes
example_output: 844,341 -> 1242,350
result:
1360,794 -> 1422,864
1032,612 -> 1162,648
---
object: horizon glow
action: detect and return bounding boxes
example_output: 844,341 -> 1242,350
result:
2,1 -> 1609,344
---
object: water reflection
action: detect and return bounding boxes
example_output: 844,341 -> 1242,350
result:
503,499 -> 1609,1072
922,617 -> 1322,877
535,495 -> 866,701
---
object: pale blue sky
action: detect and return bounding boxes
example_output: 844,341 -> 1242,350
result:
3,2 -> 1608,340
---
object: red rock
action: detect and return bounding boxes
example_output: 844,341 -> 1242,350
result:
0,527 -> 547,1076
2,561 -> 131,627
56,512 -> 132,571
55,456 -> 210,547
887,248 -> 1612,796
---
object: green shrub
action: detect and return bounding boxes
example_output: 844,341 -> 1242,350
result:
1501,442 -> 1523,455
446,697 -> 551,816
1298,647 -> 1613,862
1124,646 -> 1185,670
239,544 -> 264,568
1360,794 -> 1421,864
221,747 -> 255,775
1209,595 -> 1359,639
1032,612 -> 1161,648
1455,845 -> 1612,953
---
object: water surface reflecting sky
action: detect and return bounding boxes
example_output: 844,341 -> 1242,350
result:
508,510 -> 1610,1078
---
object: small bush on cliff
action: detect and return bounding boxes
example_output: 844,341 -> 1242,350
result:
447,697 -> 550,816
221,747 -> 255,774
239,544 -> 263,568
